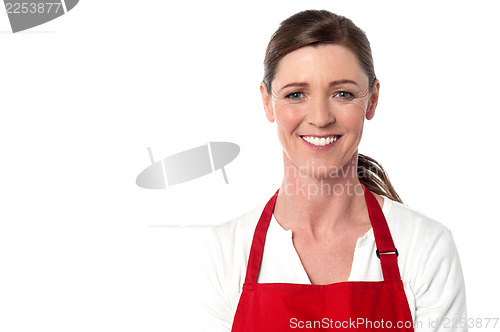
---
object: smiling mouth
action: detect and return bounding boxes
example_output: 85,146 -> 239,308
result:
300,135 -> 342,147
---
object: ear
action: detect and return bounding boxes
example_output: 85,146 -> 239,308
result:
260,82 -> 275,123
366,79 -> 380,120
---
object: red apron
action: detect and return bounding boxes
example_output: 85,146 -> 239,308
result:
231,185 -> 414,331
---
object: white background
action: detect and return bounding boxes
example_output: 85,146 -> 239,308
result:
1,0 -> 499,331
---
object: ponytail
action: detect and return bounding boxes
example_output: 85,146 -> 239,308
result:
358,154 -> 403,204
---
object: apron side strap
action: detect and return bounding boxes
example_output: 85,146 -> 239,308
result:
379,253 -> 401,281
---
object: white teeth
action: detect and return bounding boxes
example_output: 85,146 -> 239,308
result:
301,135 -> 339,146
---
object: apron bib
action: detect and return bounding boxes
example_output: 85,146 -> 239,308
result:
231,184 -> 414,331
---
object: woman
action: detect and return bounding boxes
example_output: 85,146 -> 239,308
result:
200,9 -> 467,331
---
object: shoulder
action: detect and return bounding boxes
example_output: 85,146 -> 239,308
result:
209,204 -> 263,255
384,197 -> 458,269
203,204 -> 264,306
384,197 -> 452,245
383,197 -> 463,284
211,204 -> 263,237
199,205 -> 264,330
207,203 -> 264,265
383,198 -> 467,327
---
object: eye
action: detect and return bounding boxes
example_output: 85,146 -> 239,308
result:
285,92 -> 304,100
336,91 -> 354,100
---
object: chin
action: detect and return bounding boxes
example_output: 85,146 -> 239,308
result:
293,162 -> 340,179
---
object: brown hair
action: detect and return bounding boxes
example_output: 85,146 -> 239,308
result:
263,9 -> 403,203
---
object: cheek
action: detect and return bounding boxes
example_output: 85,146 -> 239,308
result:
337,106 -> 366,131
274,104 -> 303,134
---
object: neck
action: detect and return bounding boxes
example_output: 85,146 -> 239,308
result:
274,151 -> 368,236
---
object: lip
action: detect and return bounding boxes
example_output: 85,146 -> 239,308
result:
300,135 -> 342,150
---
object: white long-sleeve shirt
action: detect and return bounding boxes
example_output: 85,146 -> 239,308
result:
199,195 -> 467,331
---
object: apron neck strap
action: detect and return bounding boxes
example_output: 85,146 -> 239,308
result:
362,184 -> 401,281
244,189 -> 278,285
244,185 -> 401,285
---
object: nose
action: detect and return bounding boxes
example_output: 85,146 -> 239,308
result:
308,97 -> 335,128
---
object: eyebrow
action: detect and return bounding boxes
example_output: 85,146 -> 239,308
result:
280,80 -> 359,91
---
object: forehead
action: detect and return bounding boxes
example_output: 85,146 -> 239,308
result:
273,44 -> 367,88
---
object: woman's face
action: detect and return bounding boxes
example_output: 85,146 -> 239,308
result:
260,44 -> 380,178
